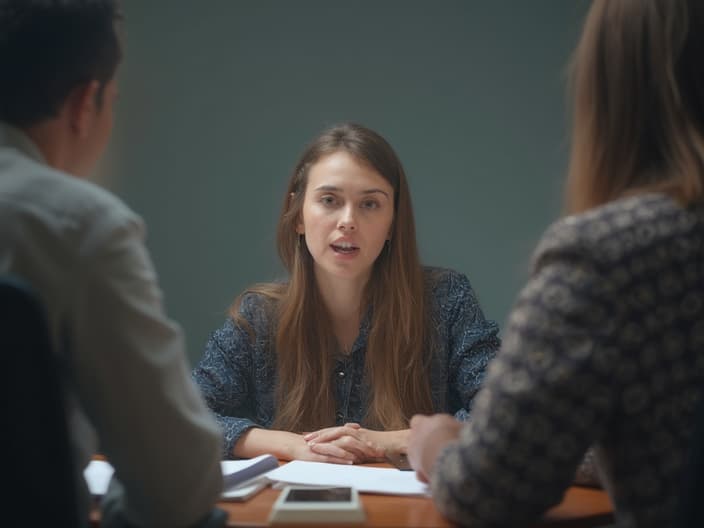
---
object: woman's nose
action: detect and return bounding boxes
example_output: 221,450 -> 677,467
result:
337,206 -> 357,231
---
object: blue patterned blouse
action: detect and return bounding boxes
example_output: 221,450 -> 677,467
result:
193,266 -> 500,459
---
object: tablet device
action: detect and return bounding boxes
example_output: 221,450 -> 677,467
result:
268,486 -> 365,524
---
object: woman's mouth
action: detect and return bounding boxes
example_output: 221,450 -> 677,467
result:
331,241 -> 359,255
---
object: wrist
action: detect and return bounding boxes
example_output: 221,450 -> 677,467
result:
279,432 -> 306,461
374,429 -> 410,454
234,428 -> 304,461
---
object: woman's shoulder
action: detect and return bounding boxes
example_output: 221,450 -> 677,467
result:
541,193 -> 674,241
222,284 -> 284,340
235,284 -> 283,319
422,266 -> 477,306
421,267 -> 499,342
535,193 -> 702,267
423,265 -> 470,287
236,288 -> 278,312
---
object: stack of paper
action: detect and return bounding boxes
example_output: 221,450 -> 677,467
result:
84,455 -> 429,502
220,454 -> 279,500
84,454 -> 278,502
266,461 -> 429,496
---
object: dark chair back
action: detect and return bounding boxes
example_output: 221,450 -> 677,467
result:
675,393 -> 704,528
0,276 -> 81,526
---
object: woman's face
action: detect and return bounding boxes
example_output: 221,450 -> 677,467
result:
297,150 -> 394,287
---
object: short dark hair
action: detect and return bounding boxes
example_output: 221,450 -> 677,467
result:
0,0 -> 122,127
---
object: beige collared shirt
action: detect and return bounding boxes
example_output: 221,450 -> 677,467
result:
0,122 -> 223,527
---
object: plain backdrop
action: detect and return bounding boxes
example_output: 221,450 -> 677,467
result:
105,0 -> 590,365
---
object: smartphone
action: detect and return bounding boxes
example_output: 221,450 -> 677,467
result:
385,452 -> 413,471
269,486 -> 365,524
284,487 -> 352,502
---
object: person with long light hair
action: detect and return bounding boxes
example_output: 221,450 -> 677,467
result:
193,122 -> 500,463
407,1 -> 704,526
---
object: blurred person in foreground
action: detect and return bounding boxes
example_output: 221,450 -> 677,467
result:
408,1 -> 704,526
0,1 -> 224,526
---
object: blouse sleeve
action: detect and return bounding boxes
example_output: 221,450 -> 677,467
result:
444,271 -> 501,421
430,236 -> 619,525
192,312 -> 263,459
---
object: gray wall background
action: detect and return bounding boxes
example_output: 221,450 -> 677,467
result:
107,0 -> 590,365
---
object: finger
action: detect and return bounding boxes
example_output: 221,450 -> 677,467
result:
410,414 -> 427,429
314,437 -> 381,464
310,426 -> 362,444
363,440 -> 386,459
329,437 -> 370,462
335,436 -> 387,462
304,449 -> 356,465
344,422 -> 361,429
333,436 -> 376,461
309,441 -> 358,463
302,427 -> 329,441
415,469 -> 429,483
303,425 -> 351,442
309,453 -> 357,465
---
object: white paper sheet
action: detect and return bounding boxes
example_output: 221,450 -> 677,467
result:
84,459 -> 114,496
265,460 -> 430,496
84,454 -> 277,500
84,457 -> 429,499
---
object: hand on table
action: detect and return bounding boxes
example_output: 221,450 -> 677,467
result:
407,414 -> 462,483
303,423 -> 389,464
233,427 -> 363,464
288,435 -> 362,465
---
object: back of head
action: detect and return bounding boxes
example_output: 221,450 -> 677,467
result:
0,0 -> 122,128
567,0 -> 704,213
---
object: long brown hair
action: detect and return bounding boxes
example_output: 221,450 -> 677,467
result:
566,0 -> 704,214
231,123 -> 433,432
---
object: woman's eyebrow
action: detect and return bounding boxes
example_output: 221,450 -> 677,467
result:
313,185 -> 389,198
313,185 -> 342,192
360,189 -> 389,198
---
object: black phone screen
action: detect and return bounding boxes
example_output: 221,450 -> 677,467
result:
284,487 -> 353,503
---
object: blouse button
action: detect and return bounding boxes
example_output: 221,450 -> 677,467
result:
337,371 -> 346,378
336,412 -> 344,421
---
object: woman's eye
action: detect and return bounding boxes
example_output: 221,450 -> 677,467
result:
361,200 -> 379,210
320,195 -> 338,206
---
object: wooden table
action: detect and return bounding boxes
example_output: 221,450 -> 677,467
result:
90,459 -> 614,527
216,484 -> 613,527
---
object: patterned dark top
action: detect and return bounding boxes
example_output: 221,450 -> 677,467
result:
193,267 -> 500,459
431,193 -> 704,528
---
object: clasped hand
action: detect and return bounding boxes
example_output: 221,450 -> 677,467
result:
302,423 -> 387,464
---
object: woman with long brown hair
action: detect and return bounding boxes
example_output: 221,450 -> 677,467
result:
193,122 -> 500,463
408,1 -> 704,526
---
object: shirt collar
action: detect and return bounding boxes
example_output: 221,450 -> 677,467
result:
0,121 -> 48,165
